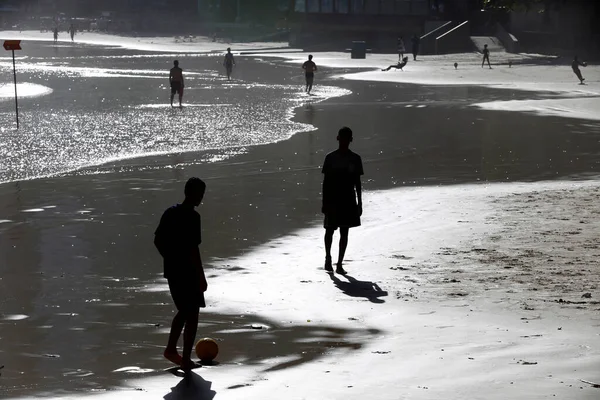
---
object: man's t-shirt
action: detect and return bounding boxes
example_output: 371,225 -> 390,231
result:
224,53 -> 235,66
322,149 -> 364,207
155,204 -> 201,279
170,67 -> 183,83
303,60 -> 317,74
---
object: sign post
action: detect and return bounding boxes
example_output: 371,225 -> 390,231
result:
3,40 -> 22,129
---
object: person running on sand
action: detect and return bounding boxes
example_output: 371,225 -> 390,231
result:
224,48 -> 235,81
322,127 -> 364,275
572,55 -> 587,84
397,36 -> 406,61
169,60 -> 184,108
302,54 -> 317,94
154,177 -> 208,371
482,44 -> 492,69
382,57 -> 408,71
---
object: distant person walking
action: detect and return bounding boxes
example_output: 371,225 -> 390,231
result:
169,60 -> 184,108
411,34 -> 420,61
382,57 -> 408,71
397,36 -> 406,61
302,54 -> 317,94
572,55 -> 587,84
482,44 -> 491,69
224,47 -> 235,81
154,177 -> 208,371
53,26 -> 58,43
68,23 -> 75,42
321,127 -> 364,275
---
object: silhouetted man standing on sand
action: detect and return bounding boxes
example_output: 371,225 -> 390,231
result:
482,44 -> 491,69
169,60 -> 184,108
572,55 -> 587,84
411,34 -> 420,61
155,177 -> 208,370
224,47 -> 235,81
322,127 -> 364,275
302,54 -> 317,94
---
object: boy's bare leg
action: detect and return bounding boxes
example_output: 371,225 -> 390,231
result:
324,228 -> 334,271
336,227 -> 349,274
181,311 -> 199,369
164,311 -> 185,365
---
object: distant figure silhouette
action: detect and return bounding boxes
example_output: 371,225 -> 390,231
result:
169,60 -> 184,108
454,62 -> 458,69
411,35 -> 420,61
68,23 -> 75,42
302,54 -> 317,94
322,127 -> 364,275
397,36 -> 406,61
154,177 -> 208,371
382,57 -> 408,71
53,26 -> 58,43
224,47 -> 235,81
482,44 -> 491,69
572,55 -> 587,84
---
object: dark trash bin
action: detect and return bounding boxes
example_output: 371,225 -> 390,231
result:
351,41 -> 366,59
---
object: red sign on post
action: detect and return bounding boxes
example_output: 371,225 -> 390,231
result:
3,40 -> 22,51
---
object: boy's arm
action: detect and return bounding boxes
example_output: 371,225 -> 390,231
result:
154,234 -> 168,258
356,176 -> 363,216
195,248 -> 208,292
169,70 -> 172,85
181,70 -> 184,87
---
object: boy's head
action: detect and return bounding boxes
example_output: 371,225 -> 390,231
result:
337,126 -> 353,147
227,47 -> 231,52
184,177 -> 206,206
308,54 -> 313,61
174,60 -> 179,67
484,44 -> 488,48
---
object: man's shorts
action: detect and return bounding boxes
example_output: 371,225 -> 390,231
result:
225,63 -> 233,73
167,274 -> 205,313
171,81 -> 183,95
305,72 -> 314,85
323,202 -> 361,230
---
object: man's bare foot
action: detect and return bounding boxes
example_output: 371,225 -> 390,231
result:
164,349 -> 183,366
180,358 -> 199,371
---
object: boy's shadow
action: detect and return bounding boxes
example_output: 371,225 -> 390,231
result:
164,372 -> 217,400
329,273 -> 388,304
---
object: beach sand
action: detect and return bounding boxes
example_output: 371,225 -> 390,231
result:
0,33 -> 599,399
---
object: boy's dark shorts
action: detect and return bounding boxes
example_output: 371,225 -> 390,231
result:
171,82 -> 183,95
324,203 -> 360,229
305,72 -> 314,85
168,275 -> 205,313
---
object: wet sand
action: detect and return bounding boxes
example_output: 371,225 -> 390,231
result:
1,42 -> 600,397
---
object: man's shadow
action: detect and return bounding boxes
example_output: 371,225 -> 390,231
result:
164,371 -> 216,400
329,273 -> 388,304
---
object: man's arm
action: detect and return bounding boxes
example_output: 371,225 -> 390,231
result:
355,176 -> 362,216
180,70 -> 184,87
169,70 -> 173,85
195,248 -> 208,292
154,234 -> 168,258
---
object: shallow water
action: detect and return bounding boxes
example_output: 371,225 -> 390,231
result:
0,42 -> 349,183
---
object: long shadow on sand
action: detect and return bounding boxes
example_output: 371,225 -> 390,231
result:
164,372 -> 216,400
329,274 -> 388,304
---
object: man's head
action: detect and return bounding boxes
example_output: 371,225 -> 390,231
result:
484,44 -> 488,48
184,177 -> 206,206
174,60 -> 179,67
227,47 -> 231,52
308,54 -> 313,61
337,126 -> 353,148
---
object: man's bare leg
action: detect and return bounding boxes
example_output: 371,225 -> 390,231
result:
164,311 -> 185,365
336,227 -> 349,274
324,228 -> 334,271
181,311 -> 199,369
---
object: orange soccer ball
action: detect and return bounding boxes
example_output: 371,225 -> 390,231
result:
195,338 -> 219,362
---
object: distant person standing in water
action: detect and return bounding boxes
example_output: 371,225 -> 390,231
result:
482,44 -> 491,69
397,36 -> 406,61
169,60 -> 184,108
322,127 -> 364,275
69,23 -> 75,42
411,34 -> 420,61
302,54 -> 317,94
572,55 -> 587,84
154,177 -> 208,371
53,26 -> 58,43
224,47 -> 235,81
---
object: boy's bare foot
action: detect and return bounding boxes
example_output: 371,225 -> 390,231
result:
181,358 -> 200,371
164,349 -> 183,366
335,263 -> 347,275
